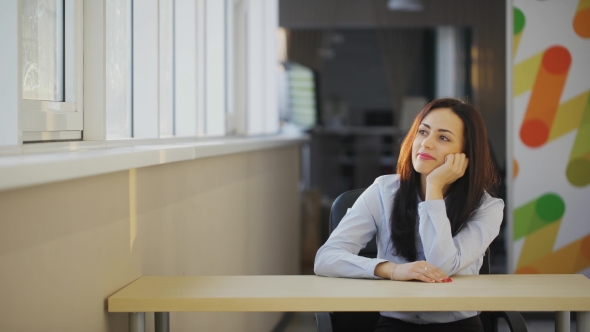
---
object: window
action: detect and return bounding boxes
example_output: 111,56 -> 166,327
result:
1,0 -> 281,149
20,0 -> 83,142
105,0 -> 229,139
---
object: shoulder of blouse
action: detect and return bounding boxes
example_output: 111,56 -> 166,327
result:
373,174 -> 401,194
478,191 -> 505,211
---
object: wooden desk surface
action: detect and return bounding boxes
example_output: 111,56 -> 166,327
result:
108,274 -> 590,313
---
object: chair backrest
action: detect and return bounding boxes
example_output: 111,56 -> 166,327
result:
329,189 -> 377,258
327,189 -> 381,332
329,189 -> 491,275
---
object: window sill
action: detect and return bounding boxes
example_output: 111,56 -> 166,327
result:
0,133 -> 309,192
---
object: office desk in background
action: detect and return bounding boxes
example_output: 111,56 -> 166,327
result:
108,274 -> 590,332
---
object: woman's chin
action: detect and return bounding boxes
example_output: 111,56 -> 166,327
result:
412,163 -> 434,175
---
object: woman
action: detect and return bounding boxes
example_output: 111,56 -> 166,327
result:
314,98 -> 503,332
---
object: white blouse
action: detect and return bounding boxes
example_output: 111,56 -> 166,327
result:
314,174 -> 504,324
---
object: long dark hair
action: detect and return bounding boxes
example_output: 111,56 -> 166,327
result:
390,98 -> 499,261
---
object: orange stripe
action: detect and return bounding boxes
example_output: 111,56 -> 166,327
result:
520,46 -> 571,147
516,234 -> 590,274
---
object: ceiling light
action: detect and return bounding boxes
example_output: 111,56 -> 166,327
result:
387,0 -> 424,11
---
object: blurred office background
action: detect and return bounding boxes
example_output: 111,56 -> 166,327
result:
286,0 -> 590,331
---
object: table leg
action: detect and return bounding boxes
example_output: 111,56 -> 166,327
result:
555,311 -> 570,332
577,311 -> 590,332
130,312 -> 146,332
155,312 -> 170,332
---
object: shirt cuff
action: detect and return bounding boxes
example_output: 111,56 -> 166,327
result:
418,199 -> 445,212
367,258 -> 389,279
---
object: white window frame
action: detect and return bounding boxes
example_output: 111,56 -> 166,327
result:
2,0 -> 282,153
0,0 -> 305,194
20,0 -> 84,142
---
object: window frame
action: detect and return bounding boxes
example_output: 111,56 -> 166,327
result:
20,0 -> 84,142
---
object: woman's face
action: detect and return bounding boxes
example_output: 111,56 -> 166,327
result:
411,107 -> 465,176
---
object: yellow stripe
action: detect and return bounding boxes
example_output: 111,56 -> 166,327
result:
513,33 -> 521,58
517,221 -> 561,268
577,0 -> 590,11
549,91 -> 590,141
514,52 -> 543,96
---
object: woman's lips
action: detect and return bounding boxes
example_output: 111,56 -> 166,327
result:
418,152 -> 435,160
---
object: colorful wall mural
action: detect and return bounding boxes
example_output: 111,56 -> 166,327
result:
511,0 -> 590,276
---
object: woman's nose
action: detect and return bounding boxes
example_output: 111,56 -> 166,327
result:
421,135 -> 434,148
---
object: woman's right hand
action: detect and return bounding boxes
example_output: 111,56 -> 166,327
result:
374,261 -> 452,283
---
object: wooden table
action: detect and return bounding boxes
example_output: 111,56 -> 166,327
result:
108,274 -> 590,332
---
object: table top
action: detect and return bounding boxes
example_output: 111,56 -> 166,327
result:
108,274 -> 590,312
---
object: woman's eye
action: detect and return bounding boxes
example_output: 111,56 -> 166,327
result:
440,135 -> 449,141
418,129 -> 427,135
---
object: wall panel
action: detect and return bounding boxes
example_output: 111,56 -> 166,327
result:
509,0 -> 590,275
0,146 -> 301,331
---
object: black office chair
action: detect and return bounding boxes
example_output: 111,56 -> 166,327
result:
315,189 -> 528,332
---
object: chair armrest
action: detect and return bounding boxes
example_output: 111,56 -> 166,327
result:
492,311 -> 528,332
315,312 -> 333,332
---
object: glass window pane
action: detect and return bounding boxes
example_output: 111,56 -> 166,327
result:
64,0 -> 74,102
21,0 -> 64,101
205,0 -> 225,136
106,0 -> 132,139
264,0 -> 279,133
1,1 -> 19,146
246,0 -> 264,134
174,0 -> 197,136
132,0 -> 159,139
159,0 -> 174,137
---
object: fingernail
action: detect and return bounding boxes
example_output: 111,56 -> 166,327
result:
446,278 -> 452,282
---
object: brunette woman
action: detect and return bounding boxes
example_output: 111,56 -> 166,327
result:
314,98 -> 502,332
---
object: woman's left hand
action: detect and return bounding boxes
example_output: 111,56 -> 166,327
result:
391,261 -> 452,283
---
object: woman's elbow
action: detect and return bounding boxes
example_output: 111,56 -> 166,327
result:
313,248 -> 328,276
432,255 -> 460,276
314,258 -> 335,277
313,247 -> 342,277
313,263 -> 324,276
440,265 -> 457,276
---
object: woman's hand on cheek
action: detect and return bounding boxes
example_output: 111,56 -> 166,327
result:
426,153 -> 469,191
